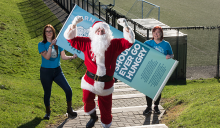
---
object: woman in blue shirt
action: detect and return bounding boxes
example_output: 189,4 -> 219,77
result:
38,24 -> 78,120
143,26 -> 174,115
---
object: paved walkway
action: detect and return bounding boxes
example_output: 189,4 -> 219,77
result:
42,0 -> 168,127
58,81 -> 167,128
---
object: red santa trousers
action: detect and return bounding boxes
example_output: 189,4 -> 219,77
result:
83,89 -> 112,124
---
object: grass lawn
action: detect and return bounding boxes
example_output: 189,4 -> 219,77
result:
163,79 -> 220,127
0,74 -> 84,128
0,0 -> 86,127
100,0 -> 220,26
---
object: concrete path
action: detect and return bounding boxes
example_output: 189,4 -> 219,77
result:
42,0 -> 168,127
56,81 -> 167,128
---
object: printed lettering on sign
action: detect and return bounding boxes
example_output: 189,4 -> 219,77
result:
115,43 -> 149,82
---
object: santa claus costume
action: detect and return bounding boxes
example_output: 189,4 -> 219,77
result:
64,16 -> 135,128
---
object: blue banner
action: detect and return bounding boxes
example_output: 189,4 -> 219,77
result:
114,42 -> 178,101
56,5 -> 123,60
56,5 -> 178,101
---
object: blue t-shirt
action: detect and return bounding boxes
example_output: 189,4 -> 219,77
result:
38,42 -> 64,68
144,40 -> 173,55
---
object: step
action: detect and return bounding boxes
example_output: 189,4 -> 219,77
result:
116,124 -> 168,128
95,93 -> 145,100
76,105 -> 164,115
114,82 -> 129,87
114,88 -> 137,92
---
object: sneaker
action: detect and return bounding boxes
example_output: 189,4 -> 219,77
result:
154,106 -> 161,114
43,112 -> 50,120
143,107 -> 152,115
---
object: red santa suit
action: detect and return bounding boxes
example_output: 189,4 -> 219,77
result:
64,20 -> 135,127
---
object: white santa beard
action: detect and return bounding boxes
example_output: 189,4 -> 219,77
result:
91,34 -> 111,76
91,34 -> 110,58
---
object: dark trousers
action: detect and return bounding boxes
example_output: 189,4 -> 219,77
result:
145,94 -> 161,108
40,66 -> 72,106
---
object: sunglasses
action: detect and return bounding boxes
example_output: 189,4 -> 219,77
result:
45,30 -> 53,33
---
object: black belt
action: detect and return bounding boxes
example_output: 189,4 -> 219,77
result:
86,70 -> 113,82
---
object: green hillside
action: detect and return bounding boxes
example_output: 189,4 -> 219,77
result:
0,0 -> 85,127
162,79 -> 220,127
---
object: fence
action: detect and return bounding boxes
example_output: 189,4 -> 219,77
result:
53,0 -> 220,82
126,0 -> 160,20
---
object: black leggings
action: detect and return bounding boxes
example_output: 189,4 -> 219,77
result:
40,66 -> 72,106
145,94 -> 161,107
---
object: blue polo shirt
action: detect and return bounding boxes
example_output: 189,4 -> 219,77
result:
144,40 -> 173,55
38,41 -> 64,68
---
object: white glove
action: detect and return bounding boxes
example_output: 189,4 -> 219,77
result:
72,16 -> 83,25
117,18 -> 129,28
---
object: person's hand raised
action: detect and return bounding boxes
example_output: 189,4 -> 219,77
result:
71,16 -> 83,29
117,18 -> 129,32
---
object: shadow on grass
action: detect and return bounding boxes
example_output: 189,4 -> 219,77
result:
167,79 -> 186,86
17,0 -> 63,39
17,117 -> 42,128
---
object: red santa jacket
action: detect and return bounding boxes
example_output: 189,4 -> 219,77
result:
67,37 -> 133,96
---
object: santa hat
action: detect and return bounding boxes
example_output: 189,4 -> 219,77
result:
92,21 -> 102,27
89,21 -> 113,41
91,21 -> 110,32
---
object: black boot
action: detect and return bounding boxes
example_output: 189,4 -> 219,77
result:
86,111 -> 98,128
67,101 -> 77,117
